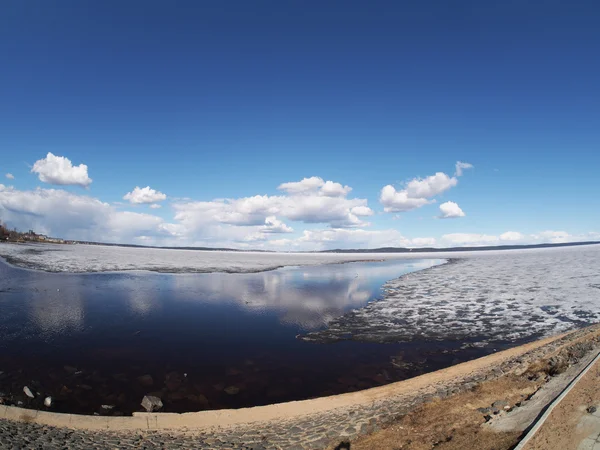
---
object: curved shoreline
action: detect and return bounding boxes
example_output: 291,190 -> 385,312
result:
2,325 -> 598,432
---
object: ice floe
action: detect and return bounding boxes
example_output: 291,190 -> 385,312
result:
300,245 -> 600,346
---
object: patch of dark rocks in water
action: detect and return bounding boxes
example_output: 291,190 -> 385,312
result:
0,343 -> 490,416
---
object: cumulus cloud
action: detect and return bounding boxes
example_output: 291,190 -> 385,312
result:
5,173 -> 14,180
379,185 -> 433,212
500,231 -> 525,241
0,185 -> 175,243
261,216 -> 293,233
296,228 -> 436,251
320,180 -> 352,197
442,233 -> 500,246
31,153 -> 92,187
406,173 -> 457,198
123,186 -> 167,204
441,230 -> 596,247
380,162 -> 472,214
173,177 -> 372,231
531,230 -> 571,244
411,237 -> 436,247
350,206 -> 374,216
277,177 -> 352,197
438,201 -> 465,219
149,204 -> 162,209
278,176 -> 325,195
455,161 -> 474,177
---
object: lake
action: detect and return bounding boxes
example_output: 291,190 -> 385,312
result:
0,256 -> 481,415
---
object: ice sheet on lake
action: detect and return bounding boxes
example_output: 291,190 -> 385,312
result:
300,245 -> 600,346
0,242 -> 414,273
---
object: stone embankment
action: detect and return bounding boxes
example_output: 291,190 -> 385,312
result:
1,324 -> 600,449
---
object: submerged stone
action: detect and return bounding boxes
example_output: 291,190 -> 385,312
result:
224,386 -> 240,395
141,395 -> 163,412
23,386 -> 34,398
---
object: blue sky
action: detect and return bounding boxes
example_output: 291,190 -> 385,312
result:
1,1 -> 599,249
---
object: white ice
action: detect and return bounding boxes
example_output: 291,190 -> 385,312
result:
301,244 -> 600,345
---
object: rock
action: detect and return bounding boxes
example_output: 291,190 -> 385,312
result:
113,373 -> 128,382
477,407 -> 491,414
60,385 -> 72,395
101,404 -> 115,410
224,386 -> 240,395
141,395 -> 163,412
492,400 -> 509,409
44,396 -> 52,407
167,390 -> 186,401
196,394 -> 210,408
588,406 -> 597,414
137,375 -> 154,387
165,372 -> 183,391
23,386 -> 35,398
64,365 -> 77,374
79,384 -> 92,391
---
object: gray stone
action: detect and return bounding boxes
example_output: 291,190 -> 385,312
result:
141,395 -> 163,412
224,386 -> 240,395
138,375 -> 154,387
23,386 -> 34,398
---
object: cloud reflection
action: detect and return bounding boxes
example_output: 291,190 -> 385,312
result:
28,278 -> 85,335
170,259 -> 439,330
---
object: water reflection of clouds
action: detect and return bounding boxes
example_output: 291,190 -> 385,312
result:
28,276 -> 85,336
170,259 -> 440,330
108,275 -> 163,316
15,259 -> 440,336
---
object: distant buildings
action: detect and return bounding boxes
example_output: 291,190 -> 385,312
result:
0,223 -> 69,244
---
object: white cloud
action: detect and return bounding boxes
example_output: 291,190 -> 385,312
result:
149,203 -> 162,209
31,152 -> 92,187
438,201 -> 466,219
531,230 -> 571,244
500,231 -> 525,241
261,216 -> 293,233
411,237 -> 437,247
173,177 -> 372,230
278,176 -> 324,195
123,186 -> 167,204
442,233 -> 500,246
381,162 -> 473,215
406,172 -> 457,198
0,185 -> 175,243
277,176 -> 352,197
379,185 -> 433,212
320,180 -> 352,197
441,230 -> 596,247
455,161 -> 474,177
350,206 -> 374,216
5,173 -> 14,180
296,228 -> 436,251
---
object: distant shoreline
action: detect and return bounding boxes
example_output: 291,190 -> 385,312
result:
2,238 -> 598,254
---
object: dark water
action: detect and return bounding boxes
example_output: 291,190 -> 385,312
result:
0,257 -> 489,415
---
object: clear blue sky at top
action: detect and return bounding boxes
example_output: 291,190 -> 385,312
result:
0,1 -> 599,243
